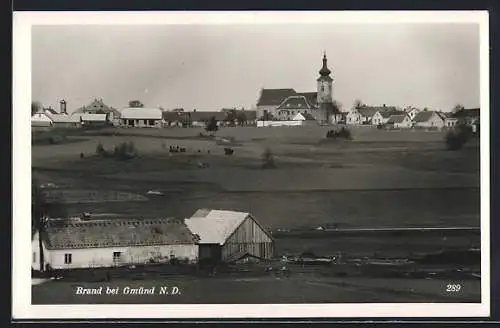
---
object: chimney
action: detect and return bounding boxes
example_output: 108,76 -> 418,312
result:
60,99 -> 67,114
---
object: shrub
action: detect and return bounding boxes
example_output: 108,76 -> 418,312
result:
96,142 -> 106,156
262,148 -> 276,169
445,124 -> 472,150
326,127 -> 352,140
224,148 -> 234,156
114,141 -> 138,160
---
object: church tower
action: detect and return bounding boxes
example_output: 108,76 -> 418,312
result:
316,52 -> 334,123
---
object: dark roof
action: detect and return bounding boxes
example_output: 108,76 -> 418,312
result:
453,108 -> 480,118
42,218 -> 198,250
257,88 -> 296,106
387,114 -> 409,124
74,99 -> 121,117
297,92 -> 318,107
277,96 -> 315,110
44,107 -> 58,115
190,111 -> 226,121
163,111 -> 190,122
356,107 -> 379,118
413,111 -> 442,123
238,110 -> 257,120
379,109 -> 405,118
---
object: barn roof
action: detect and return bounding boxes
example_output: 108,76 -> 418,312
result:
184,209 -> 251,245
257,88 -> 297,106
413,111 -> 442,123
121,108 -> 163,120
387,114 -> 408,124
42,218 -> 198,250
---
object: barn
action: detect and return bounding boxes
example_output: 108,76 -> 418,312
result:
184,209 -> 274,265
32,218 -> 199,271
120,108 -> 163,127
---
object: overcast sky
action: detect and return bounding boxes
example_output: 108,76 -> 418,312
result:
32,24 -> 480,113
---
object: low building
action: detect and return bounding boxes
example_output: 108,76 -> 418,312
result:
184,209 -> 274,265
413,111 -> 445,129
346,106 -> 379,125
46,113 -> 81,128
32,218 -> 199,271
372,108 -> 404,126
31,112 -> 53,128
120,108 -> 163,127
386,114 -> 412,129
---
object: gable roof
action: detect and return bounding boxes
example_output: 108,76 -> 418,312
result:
257,88 -> 296,106
453,108 -> 480,118
387,114 -> 409,124
297,92 -> 318,107
42,218 -> 198,250
44,107 -> 58,115
184,209 -> 250,245
74,99 -> 121,117
413,111 -> 443,123
277,96 -> 315,110
121,108 -> 163,120
357,107 -> 379,118
378,109 -> 405,118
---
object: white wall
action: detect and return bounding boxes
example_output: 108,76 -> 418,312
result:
257,120 -> 303,127
35,244 -> 198,270
415,113 -> 445,128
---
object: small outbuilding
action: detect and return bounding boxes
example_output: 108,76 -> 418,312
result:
184,209 -> 274,265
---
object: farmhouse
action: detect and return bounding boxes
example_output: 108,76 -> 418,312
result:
386,114 -> 412,129
184,209 -> 274,265
371,108 -> 403,126
444,117 -> 459,128
73,99 -> 121,119
255,53 -> 339,125
32,218 -> 199,271
413,111 -> 445,129
46,112 -> 81,128
120,108 -> 163,127
453,107 -> 480,127
346,106 -> 378,125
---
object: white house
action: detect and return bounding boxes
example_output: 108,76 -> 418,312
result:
32,218 -> 199,271
346,107 -> 379,125
386,114 -> 412,129
405,107 -> 421,121
444,117 -> 459,128
120,108 -> 163,127
184,209 -> 274,264
31,112 -> 53,127
413,111 -> 445,129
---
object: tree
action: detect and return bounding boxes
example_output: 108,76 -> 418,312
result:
128,100 -> 144,108
31,101 -> 42,116
205,116 -> 219,136
453,104 -> 465,113
236,111 -> 247,126
353,99 -> 363,110
32,179 -> 48,271
224,110 -> 238,126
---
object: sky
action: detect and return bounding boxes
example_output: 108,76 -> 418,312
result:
32,23 -> 480,113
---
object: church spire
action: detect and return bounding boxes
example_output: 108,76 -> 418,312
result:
319,51 -> 331,77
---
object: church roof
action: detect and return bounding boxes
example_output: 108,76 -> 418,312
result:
277,96 -> 315,110
257,88 -> 296,106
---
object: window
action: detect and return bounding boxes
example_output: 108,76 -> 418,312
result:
64,253 -> 72,264
113,252 -> 122,261
33,252 -> 36,263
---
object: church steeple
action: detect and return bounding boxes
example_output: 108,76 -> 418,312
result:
319,51 -> 331,77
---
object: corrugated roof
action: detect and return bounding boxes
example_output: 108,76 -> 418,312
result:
81,113 -> 107,122
257,88 -> 296,106
42,218 -> 197,250
121,108 -> 163,120
184,209 -> 249,245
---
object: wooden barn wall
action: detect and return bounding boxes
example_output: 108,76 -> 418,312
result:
222,217 -> 274,261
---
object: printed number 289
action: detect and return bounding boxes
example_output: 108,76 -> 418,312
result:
446,284 -> 462,292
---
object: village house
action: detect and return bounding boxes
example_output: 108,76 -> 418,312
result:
120,107 -> 163,127
404,107 -> 421,121
346,106 -> 379,125
184,209 -> 274,265
386,114 -> 413,129
453,107 -> 480,130
32,218 -> 199,271
43,100 -> 81,128
412,111 -> 445,129
444,117 -> 459,128
255,53 -> 340,125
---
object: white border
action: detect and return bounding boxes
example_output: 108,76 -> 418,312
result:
12,11 -> 490,319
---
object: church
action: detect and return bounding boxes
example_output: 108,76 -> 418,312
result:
255,53 -> 341,125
